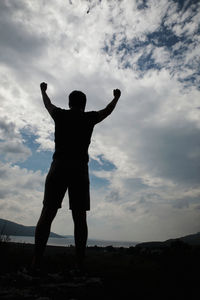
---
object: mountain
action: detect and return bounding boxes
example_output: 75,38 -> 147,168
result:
0,218 -> 64,238
176,232 -> 200,245
136,232 -> 200,248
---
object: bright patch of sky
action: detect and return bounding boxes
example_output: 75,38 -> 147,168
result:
0,0 -> 200,242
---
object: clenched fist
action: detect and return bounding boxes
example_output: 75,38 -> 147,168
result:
40,82 -> 47,92
113,89 -> 121,99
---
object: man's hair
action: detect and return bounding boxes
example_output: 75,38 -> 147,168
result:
68,90 -> 86,110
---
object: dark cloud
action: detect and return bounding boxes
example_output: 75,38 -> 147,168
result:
0,189 -> 10,199
8,204 -> 23,213
172,198 -> 190,209
0,0 -> 47,72
125,203 -> 137,212
0,118 -> 31,162
171,195 -> 200,210
0,118 -> 17,139
125,178 -> 149,191
106,190 -> 121,202
135,119 -> 200,185
0,168 -> 8,179
0,141 -> 31,162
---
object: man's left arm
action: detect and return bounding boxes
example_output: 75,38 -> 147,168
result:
96,89 -> 121,123
40,82 -> 57,117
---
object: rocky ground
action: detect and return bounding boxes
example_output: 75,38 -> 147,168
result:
0,269 -> 103,300
0,241 -> 199,299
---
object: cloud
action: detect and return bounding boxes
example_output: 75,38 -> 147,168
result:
134,117 -> 200,185
0,161 -> 45,224
0,117 -> 31,162
0,118 -> 17,139
102,0 -> 200,89
0,141 -> 31,163
0,0 -> 48,80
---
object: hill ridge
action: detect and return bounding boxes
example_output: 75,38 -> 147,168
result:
136,232 -> 200,247
0,218 -> 65,238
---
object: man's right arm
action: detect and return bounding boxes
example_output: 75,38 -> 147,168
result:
40,82 -> 57,117
97,89 -> 121,122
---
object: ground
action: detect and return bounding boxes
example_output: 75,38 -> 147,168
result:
0,241 -> 199,299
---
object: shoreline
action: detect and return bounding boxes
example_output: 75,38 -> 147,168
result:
7,235 -> 137,248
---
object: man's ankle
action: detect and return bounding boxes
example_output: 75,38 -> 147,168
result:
31,256 -> 41,270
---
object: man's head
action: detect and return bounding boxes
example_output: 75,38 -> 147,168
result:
68,90 -> 86,111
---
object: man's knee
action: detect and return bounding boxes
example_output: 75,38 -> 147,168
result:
40,206 -> 58,223
72,210 -> 87,225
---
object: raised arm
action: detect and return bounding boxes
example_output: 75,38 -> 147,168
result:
40,82 -> 57,116
97,89 -> 121,122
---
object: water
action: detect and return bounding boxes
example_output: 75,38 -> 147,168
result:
9,235 -> 137,248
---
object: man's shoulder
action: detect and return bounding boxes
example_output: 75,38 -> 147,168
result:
52,107 -> 69,117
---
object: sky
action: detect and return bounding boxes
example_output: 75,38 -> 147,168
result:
0,0 -> 200,242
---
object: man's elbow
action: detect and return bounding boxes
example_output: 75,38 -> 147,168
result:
104,107 -> 114,117
97,110 -> 110,122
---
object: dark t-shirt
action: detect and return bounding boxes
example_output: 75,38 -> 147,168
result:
51,108 -> 100,163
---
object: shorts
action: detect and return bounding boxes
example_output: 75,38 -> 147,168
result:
43,159 -> 90,211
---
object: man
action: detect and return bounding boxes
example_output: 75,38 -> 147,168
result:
31,82 -> 121,274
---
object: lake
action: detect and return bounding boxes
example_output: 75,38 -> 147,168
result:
9,235 -> 137,248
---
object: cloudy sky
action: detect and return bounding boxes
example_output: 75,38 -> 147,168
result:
0,0 -> 200,242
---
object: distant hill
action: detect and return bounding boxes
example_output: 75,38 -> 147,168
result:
136,232 -> 200,248
0,218 -> 64,238
176,232 -> 200,245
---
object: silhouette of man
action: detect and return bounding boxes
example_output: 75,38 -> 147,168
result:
31,82 -> 121,273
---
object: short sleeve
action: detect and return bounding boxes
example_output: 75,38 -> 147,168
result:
51,107 -> 63,122
86,111 -> 100,125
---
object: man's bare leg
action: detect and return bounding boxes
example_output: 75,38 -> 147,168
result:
72,210 -> 88,272
31,206 -> 58,270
